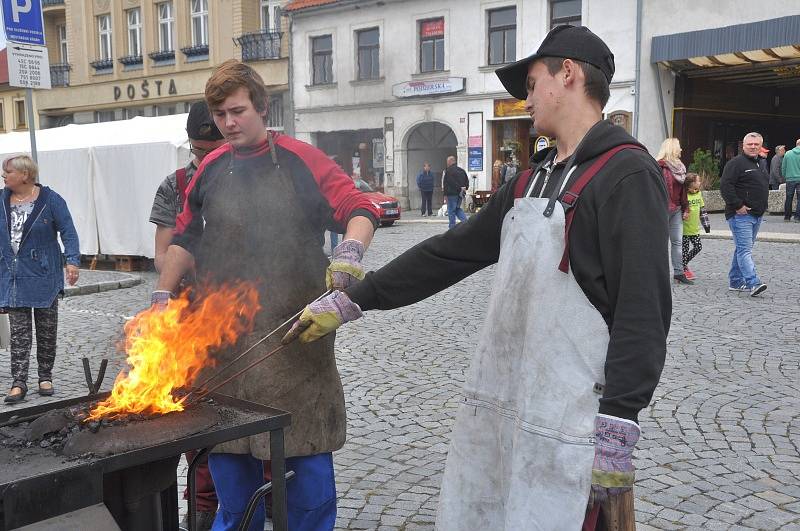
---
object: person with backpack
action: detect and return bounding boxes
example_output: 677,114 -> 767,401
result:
287,25 -> 670,530
148,101 -> 226,531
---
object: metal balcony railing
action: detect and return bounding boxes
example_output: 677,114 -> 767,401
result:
118,55 -> 143,66
89,58 -> 113,72
49,63 -> 70,87
235,31 -> 282,62
148,50 -> 175,62
180,44 -> 209,57
42,0 -> 65,6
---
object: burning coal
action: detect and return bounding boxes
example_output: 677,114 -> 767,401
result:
88,281 -> 260,420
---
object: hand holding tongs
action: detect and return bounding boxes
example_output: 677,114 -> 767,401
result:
180,289 -> 332,407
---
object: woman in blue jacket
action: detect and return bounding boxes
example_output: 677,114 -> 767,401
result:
1,155 -> 80,403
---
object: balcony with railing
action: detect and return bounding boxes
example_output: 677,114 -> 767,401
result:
235,31 -> 283,62
49,63 -> 70,87
42,0 -> 65,6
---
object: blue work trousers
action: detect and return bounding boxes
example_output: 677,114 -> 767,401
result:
208,452 -> 336,531
727,214 -> 762,289
446,194 -> 467,228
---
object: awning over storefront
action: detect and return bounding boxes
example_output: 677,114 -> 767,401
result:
651,15 -> 800,87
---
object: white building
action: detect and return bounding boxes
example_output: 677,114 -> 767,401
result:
287,0 -> 800,210
286,0 -> 636,209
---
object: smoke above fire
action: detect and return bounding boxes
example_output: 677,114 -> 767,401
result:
88,281 -> 261,420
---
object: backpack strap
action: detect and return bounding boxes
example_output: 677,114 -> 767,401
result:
175,167 -> 188,211
558,143 -> 644,273
513,168 -> 535,199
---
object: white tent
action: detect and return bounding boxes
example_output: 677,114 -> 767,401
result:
0,114 -> 192,257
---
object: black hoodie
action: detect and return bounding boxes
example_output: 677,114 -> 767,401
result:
346,121 -> 671,423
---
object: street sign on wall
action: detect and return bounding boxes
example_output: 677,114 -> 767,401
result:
2,0 -> 46,46
7,43 -> 51,89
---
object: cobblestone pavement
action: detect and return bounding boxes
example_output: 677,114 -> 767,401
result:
1,223 -> 799,530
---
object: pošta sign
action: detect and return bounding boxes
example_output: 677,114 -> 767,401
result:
113,79 -> 178,101
392,77 -> 465,98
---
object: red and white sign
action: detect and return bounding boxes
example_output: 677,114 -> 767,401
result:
468,136 -> 482,148
392,77 -> 465,98
420,18 -> 444,38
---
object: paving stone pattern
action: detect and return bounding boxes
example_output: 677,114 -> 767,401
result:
1,223 -> 799,530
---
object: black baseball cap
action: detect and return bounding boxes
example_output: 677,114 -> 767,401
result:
186,101 -> 224,141
496,25 -> 615,100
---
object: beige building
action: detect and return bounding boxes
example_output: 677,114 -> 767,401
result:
36,0 -> 290,129
0,48 -> 41,133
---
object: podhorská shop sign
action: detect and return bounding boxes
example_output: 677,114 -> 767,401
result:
392,77 -> 465,98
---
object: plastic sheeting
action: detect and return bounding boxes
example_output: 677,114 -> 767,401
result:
0,114 -> 192,257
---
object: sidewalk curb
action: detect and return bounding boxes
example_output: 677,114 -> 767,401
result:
63,272 -> 142,297
702,231 -> 800,244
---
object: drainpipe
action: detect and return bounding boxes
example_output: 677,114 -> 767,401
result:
632,0 -> 642,139
285,13 -> 295,137
654,64 -> 669,138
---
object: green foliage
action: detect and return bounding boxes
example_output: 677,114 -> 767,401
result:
688,148 -> 721,190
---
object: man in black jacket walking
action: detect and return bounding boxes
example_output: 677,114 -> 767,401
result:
442,156 -> 468,228
288,25 -> 670,528
720,132 -> 769,296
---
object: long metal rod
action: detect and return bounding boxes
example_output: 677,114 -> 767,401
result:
25,88 -> 38,163
181,289 -> 331,404
183,343 -> 289,408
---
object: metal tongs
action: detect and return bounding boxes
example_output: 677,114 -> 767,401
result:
180,289 -> 331,407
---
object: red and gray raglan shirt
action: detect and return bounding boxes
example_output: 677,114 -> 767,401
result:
173,131 -> 380,253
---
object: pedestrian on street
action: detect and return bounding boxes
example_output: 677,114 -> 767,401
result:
442,155 -> 468,228
758,146 -> 769,174
416,162 -> 435,216
770,145 -> 785,191
149,101 -> 227,531
288,25 -> 670,530
656,138 -> 691,284
681,173 -> 710,281
781,138 -> 800,221
1,154 -> 80,403
153,59 -> 379,531
720,132 -> 769,296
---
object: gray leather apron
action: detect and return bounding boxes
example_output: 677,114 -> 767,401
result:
195,136 -> 346,459
435,195 -> 609,530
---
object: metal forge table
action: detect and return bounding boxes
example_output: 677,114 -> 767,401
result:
0,392 -> 291,531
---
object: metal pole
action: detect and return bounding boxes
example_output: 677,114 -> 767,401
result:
25,88 -> 38,162
632,0 -> 643,139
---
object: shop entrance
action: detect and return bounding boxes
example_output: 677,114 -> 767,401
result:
405,122 -> 457,211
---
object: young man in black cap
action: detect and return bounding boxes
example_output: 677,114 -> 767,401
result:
149,101 -> 227,273
289,25 -> 671,528
148,100 -> 226,531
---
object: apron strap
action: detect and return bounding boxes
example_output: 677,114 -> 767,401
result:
559,143 -> 644,273
267,132 -> 280,168
513,169 -> 535,198
175,167 -> 188,208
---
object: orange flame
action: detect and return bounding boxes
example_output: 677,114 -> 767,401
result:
88,281 -> 261,420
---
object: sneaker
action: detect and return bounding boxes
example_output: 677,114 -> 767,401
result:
179,511 -> 216,531
728,284 -> 747,291
673,274 -> 694,285
750,283 -> 767,297
683,267 -> 696,281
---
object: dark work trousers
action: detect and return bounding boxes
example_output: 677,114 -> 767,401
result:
420,190 -> 433,215
784,181 -> 800,220
8,298 -> 58,387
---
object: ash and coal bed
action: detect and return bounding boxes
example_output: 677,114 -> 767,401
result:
1,396 -> 223,459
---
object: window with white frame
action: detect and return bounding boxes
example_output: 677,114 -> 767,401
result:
419,18 -> 445,73
267,94 -> 284,130
158,2 -> 175,51
488,7 -> 516,65
311,35 -> 333,85
14,100 -> 27,129
190,0 -> 209,46
98,14 -> 112,60
0,102 -> 5,131
57,24 -> 68,63
356,28 -> 379,80
261,0 -> 281,31
550,0 -> 581,29
127,8 -> 142,56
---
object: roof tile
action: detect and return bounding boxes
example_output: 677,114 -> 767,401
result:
284,0 -> 339,12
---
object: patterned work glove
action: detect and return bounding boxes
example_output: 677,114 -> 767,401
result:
326,239 -> 366,291
150,290 -> 174,310
282,291 -> 363,344
590,414 -> 640,506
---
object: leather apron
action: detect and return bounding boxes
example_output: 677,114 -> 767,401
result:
435,196 -> 609,530
194,137 -> 346,459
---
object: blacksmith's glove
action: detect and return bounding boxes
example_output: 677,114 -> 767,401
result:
326,239 -> 365,291
590,414 -> 640,506
282,291 -> 362,344
150,290 -> 174,310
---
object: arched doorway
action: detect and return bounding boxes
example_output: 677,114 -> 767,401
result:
405,122 -> 457,212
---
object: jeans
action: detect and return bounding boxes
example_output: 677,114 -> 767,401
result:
784,180 -> 800,220
329,231 -> 339,250
208,452 -> 337,531
727,214 -> 762,289
446,194 -> 467,229
420,190 -> 433,215
668,209 -> 683,275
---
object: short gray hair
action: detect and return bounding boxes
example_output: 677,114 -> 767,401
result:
743,132 -> 763,142
3,154 -> 38,183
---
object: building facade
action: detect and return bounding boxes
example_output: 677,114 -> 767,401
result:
34,0 -> 290,130
286,0 -> 637,210
0,49 -> 40,134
